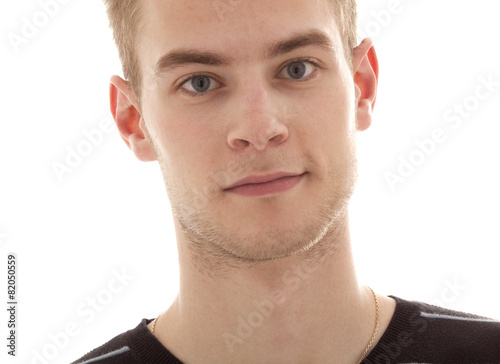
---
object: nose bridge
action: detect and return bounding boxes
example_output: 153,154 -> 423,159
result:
227,75 -> 289,150
239,73 -> 272,116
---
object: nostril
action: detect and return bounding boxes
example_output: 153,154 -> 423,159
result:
227,117 -> 289,151
232,139 -> 250,150
270,134 -> 285,143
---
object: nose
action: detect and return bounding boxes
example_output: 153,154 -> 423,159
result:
226,82 -> 289,151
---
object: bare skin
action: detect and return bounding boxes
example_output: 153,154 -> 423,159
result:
110,0 -> 396,363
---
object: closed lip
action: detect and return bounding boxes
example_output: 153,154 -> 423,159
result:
224,172 -> 305,190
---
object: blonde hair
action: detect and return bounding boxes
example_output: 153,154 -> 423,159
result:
103,0 -> 357,100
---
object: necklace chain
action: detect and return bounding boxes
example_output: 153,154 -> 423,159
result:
151,313 -> 160,335
358,286 -> 379,363
150,287 -> 379,364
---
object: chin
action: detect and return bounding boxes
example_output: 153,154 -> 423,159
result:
172,159 -> 357,266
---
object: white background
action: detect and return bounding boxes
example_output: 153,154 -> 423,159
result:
1,0 -> 499,363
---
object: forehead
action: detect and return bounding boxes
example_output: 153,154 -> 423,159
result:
137,0 -> 342,69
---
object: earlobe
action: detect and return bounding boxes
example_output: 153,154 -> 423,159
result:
109,75 -> 157,161
352,38 -> 379,132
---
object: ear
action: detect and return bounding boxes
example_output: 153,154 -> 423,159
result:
352,38 -> 379,132
109,75 -> 157,161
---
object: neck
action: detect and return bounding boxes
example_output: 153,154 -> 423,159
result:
156,210 -> 384,364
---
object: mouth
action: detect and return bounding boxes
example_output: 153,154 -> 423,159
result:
224,172 -> 306,197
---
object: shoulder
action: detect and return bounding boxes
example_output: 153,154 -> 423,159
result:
365,296 -> 500,364
70,319 -> 150,364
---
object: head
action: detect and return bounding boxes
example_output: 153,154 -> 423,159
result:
106,0 -> 378,268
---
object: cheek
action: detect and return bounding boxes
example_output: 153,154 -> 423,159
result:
147,104 -> 224,183
290,79 -> 356,183
297,82 -> 354,148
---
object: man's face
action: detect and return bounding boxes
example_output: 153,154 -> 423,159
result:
137,0 -> 360,262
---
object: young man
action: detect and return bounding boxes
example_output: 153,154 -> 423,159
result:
72,0 -> 500,363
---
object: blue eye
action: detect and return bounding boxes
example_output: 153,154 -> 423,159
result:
287,62 -> 306,79
179,59 -> 318,95
279,60 -> 316,80
181,75 -> 220,94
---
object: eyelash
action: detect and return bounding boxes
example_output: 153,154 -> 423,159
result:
177,57 -> 322,97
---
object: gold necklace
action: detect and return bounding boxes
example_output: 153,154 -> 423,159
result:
150,287 -> 379,364
151,313 -> 160,335
358,286 -> 380,363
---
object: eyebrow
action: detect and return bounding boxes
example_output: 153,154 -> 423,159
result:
153,29 -> 335,76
